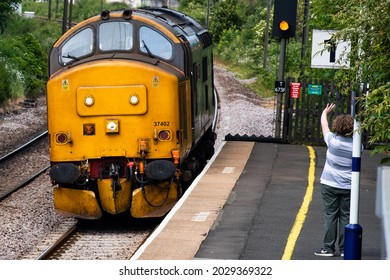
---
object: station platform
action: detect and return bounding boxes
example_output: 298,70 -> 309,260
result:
131,141 -> 384,260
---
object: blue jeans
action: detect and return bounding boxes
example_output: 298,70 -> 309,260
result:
321,184 -> 351,253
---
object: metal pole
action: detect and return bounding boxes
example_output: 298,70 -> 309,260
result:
62,0 -> 68,34
263,0 -> 271,69
205,0 -> 210,29
299,0 -> 310,78
350,120 -> 361,225
275,37 -> 287,138
344,91 -> 363,260
56,0 -> 59,18
68,0 -> 73,30
48,0 -> 52,20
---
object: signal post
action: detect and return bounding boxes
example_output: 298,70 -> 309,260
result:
272,0 -> 298,138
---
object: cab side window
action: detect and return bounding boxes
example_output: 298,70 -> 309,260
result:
60,28 -> 93,65
139,26 -> 173,60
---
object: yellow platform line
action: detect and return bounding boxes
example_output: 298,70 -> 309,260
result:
281,146 -> 316,260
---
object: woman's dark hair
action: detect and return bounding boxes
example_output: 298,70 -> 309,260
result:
332,115 -> 354,136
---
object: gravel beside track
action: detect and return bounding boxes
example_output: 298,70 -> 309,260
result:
0,96 -> 74,260
213,66 -> 274,150
0,65 -> 275,260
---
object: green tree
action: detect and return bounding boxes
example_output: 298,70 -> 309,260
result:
359,83 -> 390,162
0,0 -> 21,33
179,0 -> 209,26
310,0 -> 390,158
73,0 -> 108,21
209,0 -> 242,43
0,63 -> 12,106
0,32 -> 46,97
73,0 -> 128,21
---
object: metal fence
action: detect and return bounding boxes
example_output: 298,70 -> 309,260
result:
282,77 -> 354,146
226,78 -> 372,148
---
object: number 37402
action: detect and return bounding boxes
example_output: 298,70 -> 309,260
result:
154,121 -> 170,127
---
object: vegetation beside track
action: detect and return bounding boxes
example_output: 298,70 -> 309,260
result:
0,0 -> 388,158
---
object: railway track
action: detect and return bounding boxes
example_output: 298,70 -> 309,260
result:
0,129 -> 156,260
0,131 -> 47,162
0,131 -> 49,200
31,218 -> 156,260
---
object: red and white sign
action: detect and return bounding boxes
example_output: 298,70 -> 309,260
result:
290,82 -> 301,99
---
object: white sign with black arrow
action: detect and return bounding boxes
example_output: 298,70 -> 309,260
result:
311,29 -> 351,69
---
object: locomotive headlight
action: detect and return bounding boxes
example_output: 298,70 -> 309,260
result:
158,130 -> 172,141
84,95 -> 95,107
129,94 -> 139,105
107,122 -> 117,131
55,132 -> 72,144
105,119 -> 119,133
56,133 -> 68,144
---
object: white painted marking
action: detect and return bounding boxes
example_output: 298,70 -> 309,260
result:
222,167 -> 236,174
191,211 -> 211,222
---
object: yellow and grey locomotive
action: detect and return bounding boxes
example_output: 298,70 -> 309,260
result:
47,8 -> 217,219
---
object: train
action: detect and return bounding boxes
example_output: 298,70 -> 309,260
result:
46,7 -> 217,219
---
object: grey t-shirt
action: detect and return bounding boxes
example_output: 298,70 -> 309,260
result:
320,131 -> 353,189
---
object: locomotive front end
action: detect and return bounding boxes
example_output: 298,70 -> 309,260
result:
47,11 -> 193,219
48,62 -> 185,219
46,8 -> 215,220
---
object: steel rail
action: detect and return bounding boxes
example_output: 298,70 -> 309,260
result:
0,165 -> 50,201
36,224 -> 79,260
0,131 -> 48,163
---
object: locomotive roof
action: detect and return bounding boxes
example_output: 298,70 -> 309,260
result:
136,7 -> 206,34
134,8 -> 212,48
54,8 -> 209,46
49,7 -> 212,76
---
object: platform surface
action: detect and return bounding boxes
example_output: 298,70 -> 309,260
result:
132,141 -> 384,260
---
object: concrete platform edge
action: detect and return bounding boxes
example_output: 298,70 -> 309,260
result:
130,141 -> 255,260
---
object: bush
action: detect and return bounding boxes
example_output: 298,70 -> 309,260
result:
0,59 -> 25,106
0,16 -> 61,107
0,32 -> 46,98
6,16 -> 61,54
359,82 -> 390,161
0,63 -> 12,106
